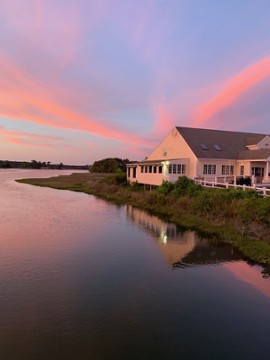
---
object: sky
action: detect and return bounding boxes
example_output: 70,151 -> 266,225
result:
0,0 -> 270,165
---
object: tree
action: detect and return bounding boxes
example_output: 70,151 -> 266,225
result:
90,158 -> 129,173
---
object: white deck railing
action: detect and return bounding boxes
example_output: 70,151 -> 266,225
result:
194,179 -> 270,197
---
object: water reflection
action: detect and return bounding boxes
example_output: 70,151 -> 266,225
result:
1,171 -> 270,359
223,262 -> 270,300
126,205 -> 241,268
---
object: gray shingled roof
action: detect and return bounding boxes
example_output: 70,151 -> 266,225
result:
246,135 -> 265,146
176,127 -> 268,159
237,149 -> 270,160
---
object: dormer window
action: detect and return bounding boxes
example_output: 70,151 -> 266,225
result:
199,143 -> 208,150
213,144 -> 222,151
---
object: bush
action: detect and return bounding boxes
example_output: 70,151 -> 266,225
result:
173,176 -> 202,196
101,170 -> 127,185
257,198 -> 270,224
156,180 -> 175,195
155,177 -> 202,197
236,176 -> 251,186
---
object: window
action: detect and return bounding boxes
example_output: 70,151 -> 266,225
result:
213,144 -> 222,151
141,166 -> 144,173
168,164 -> 186,175
222,165 -> 229,175
203,164 -> 216,175
222,165 -> 234,175
145,167 -> 148,173
199,143 -> 208,150
240,165 -> 244,176
149,166 -> 152,173
159,166 -> 162,174
153,166 -> 157,173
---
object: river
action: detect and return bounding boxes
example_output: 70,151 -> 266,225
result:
1,169 -> 270,360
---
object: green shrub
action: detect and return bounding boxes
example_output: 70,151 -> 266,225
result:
257,197 -> 270,224
101,170 -> 127,185
156,180 -> 175,195
148,191 -> 167,205
173,176 -> 202,196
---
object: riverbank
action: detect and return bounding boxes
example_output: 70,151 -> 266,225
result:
17,172 -> 270,267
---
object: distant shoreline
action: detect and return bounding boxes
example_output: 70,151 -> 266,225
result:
16,172 -> 270,268
0,159 -> 88,170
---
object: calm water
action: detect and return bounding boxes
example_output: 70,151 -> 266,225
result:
1,169 -> 270,360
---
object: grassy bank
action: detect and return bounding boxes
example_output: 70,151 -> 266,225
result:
16,172 -> 270,267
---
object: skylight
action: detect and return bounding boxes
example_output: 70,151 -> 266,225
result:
213,144 -> 222,151
199,143 -> 208,150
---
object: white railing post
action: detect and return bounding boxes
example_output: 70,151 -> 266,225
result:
226,183 -> 229,189
263,187 -> 266,196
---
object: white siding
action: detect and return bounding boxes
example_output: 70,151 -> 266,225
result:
147,128 -> 197,178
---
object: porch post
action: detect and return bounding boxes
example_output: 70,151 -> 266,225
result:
266,160 -> 269,183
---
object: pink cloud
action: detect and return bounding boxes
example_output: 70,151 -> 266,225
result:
1,0 -> 81,68
192,55 -> 270,128
121,143 -> 157,160
152,102 -> 175,136
4,137 -> 54,148
0,53 -> 152,147
0,127 -> 62,141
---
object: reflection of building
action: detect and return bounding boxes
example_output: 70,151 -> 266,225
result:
127,205 -> 196,266
127,126 -> 270,186
127,205 -> 241,268
173,239 -> 241,269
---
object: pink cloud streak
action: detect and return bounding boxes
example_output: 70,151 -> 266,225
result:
0,127 -> 62,141
192,55 -> 270,127
4,137 -> 55,148
0,53 -> 151,147
152,102 -> 175,136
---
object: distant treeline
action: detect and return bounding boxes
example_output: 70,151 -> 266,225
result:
89,158 -> 130,173
0,160 -> 88,170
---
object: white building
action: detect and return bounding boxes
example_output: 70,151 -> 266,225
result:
127,126 -> 270,186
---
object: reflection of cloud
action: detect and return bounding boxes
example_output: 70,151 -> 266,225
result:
192,56 -> 270,128
223,262 -> 270,300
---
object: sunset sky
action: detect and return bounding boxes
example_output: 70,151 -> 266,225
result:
1,0 -> 270,164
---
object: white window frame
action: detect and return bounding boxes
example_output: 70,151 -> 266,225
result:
203,164 -> 216,175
